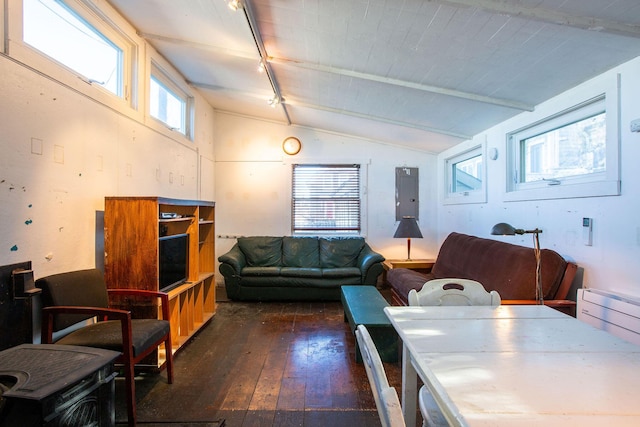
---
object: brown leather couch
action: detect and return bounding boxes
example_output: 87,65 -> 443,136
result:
387,232 -> 578,315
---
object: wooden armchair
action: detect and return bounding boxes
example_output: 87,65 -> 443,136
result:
37,268 -> 174,426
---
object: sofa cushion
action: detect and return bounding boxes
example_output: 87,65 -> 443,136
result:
282,237 -> 320,267
319,237 -> 365,268
238,236 -> 283,267
387,268 -> 433,302
322,267 -> 361,278
281,267 -> 323,278
242,266 -> 282,276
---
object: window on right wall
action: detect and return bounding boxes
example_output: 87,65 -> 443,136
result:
444,145 -> 486,205
505,91 -> 620,201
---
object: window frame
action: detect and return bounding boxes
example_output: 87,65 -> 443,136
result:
505,78 -> 621,201
1,1 -> 5,54
9,0 -> 136,110
147,60 -> 194,141
443,144 -> 487,205
291,163 -> 363,235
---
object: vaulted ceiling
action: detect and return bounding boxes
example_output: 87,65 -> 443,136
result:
109,0 -> 640,153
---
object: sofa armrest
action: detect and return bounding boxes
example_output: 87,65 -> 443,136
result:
357,244 -> 385,283
552,261 -> 578,300
357,244 -> 385,270
217,244 -> 246,276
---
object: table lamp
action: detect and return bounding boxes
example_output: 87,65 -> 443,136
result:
394,216 -> 423,260
491,222 -> 543,305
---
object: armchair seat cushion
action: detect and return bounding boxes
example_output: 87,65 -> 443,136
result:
55,319 -> 170,358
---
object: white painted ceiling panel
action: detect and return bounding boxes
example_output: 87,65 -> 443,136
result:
108,0 -> 640,152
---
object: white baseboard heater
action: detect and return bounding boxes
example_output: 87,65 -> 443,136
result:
577,288 -> 640,346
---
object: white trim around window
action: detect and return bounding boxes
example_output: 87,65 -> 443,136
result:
146,58 -> 194,142
285,158 -> 369,237
443,144 -> 487,205
1,1 -> 5,54
504,75 -> 621,202
7,0 -> 138,113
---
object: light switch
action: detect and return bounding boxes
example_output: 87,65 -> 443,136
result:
582,217 -> 593,246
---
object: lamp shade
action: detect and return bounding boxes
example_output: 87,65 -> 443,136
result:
491,222 -> 517,236
394,216 -> 423,238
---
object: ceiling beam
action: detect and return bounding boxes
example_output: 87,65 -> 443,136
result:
434,0 -> 640,38
191,80 -> 470,139
268,57 -> 534,112
188,81 -> 271,100
284,97 -> 471,140
137,32 -> 257,60
241,1 -> 291,125
140,28 -> 533,112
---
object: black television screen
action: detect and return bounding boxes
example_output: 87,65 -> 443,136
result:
159,233 -> 189,292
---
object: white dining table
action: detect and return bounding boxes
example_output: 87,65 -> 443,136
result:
384,305 -> 640,427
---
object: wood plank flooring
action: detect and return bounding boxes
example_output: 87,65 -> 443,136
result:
115,289 -> 420,426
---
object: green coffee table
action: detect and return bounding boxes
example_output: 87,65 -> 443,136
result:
341,285 -> 398,363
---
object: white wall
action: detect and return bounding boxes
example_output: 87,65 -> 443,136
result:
213,112 -> 439,284
437,56 -> 640,298
0,56 -> 215,277
3,11 -> 637,301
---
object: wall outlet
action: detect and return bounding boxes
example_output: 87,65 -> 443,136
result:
631,118 -> 640,133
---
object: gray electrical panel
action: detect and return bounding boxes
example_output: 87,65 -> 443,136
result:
396,167 -> 419,221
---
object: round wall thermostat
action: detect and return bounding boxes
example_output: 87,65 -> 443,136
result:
283,137 -> 301,155
489,147 -> 499,160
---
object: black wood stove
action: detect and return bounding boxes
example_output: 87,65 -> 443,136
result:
0,344 -> 119,426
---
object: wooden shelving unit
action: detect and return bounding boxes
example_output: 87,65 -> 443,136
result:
104,197 -> 215,369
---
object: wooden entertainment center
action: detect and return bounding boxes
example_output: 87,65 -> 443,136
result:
104,197 -> 216,368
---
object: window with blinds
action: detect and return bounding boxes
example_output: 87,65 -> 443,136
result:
292,164 -> 361,233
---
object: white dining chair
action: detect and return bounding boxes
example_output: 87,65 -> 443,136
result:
409,278 -> 501,426
408,278 -> 501,307
355,324 -> 406,427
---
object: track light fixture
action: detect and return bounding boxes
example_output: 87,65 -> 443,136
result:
227,0 -> 240,11
268,96 -> 281,107
257,60 -> 265,73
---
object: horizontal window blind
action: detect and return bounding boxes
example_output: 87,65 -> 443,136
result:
292,164 -> 361,233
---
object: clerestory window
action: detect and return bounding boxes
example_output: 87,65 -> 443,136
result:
444,145 -> 486,204
506,94 -> 619,200
149,62 -> 192,138
22,0 -> 127,98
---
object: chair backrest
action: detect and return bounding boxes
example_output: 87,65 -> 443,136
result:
408,278 -> 501,307
36,268 -> 110,331
355,325 -> 406,427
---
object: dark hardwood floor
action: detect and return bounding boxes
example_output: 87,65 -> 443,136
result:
115,287 -> 420,427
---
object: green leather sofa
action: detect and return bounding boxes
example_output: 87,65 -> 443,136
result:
218,236 -> 385,301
